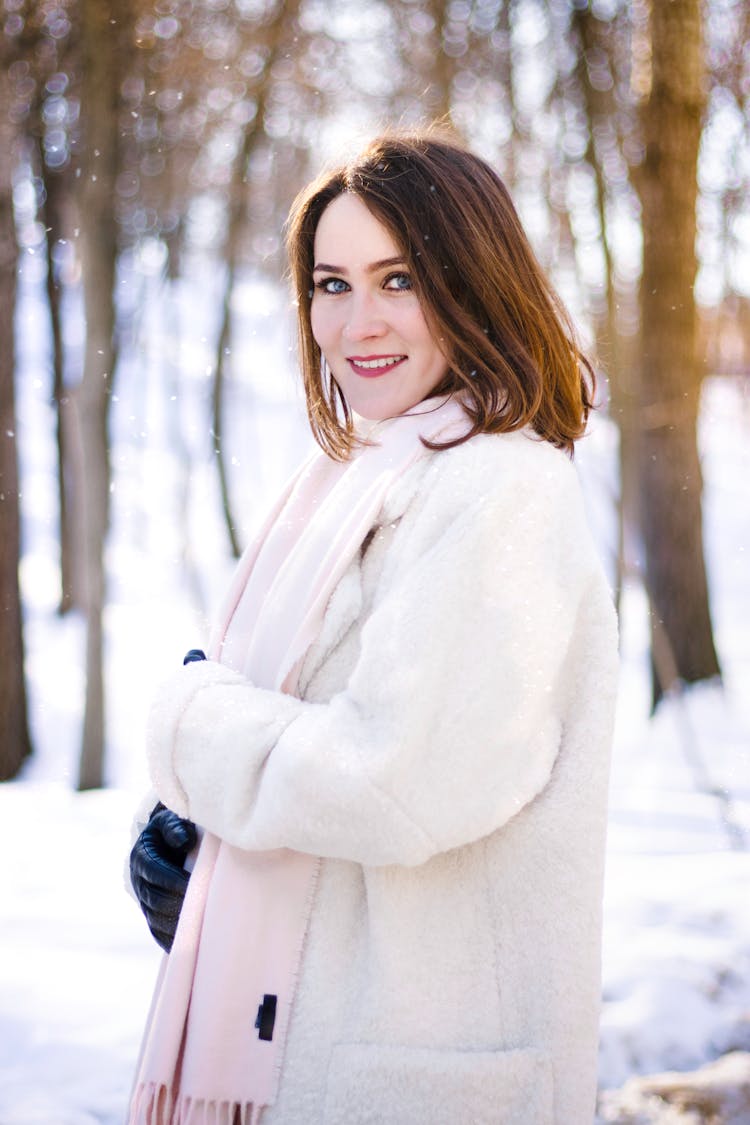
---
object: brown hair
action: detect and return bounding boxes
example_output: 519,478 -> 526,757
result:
285,128 -> 595,460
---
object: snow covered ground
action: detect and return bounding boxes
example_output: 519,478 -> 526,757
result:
1,258 -> 748,1121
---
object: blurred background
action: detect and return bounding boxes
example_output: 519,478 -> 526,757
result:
0,1 -> 748,1122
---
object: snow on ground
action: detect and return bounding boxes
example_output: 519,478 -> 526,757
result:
1,256 -> 749,1123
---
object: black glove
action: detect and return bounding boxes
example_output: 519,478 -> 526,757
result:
130,803 -> 197,953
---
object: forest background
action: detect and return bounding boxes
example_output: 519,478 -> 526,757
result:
0,0 -> 748,1122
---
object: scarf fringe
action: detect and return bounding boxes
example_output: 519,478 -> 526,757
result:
130,1082 -> 264,1125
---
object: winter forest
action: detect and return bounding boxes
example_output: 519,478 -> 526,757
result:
0,0 -> 749,1121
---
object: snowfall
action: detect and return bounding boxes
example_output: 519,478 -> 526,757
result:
1,255 -> 748,1124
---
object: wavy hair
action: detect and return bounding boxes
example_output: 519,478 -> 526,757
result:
285,129 -> 595,459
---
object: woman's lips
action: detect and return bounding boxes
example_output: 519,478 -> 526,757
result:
347,355 -> 407,378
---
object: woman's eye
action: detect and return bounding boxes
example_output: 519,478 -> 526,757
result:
315,277 -> 348,294
384,272 -> 412,291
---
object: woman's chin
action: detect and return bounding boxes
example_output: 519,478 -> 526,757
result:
346,391 -> 425,423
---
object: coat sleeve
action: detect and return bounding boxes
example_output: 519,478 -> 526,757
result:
147,452 -> 605,867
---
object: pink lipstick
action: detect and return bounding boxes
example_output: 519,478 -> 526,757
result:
347,355 -> 407,378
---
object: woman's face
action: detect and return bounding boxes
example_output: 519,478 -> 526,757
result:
310,192 -> 449,421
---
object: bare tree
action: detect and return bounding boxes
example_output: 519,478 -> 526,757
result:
635,0 -> 721,700
0,62 -> 33,780
506,0 -> 725,701
211,0 -> 303,558
40,159 -> 78,614
76,0 -> 126,790
567,5 -> 640,613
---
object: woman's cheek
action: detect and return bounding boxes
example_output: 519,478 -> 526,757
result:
310,298 -> 331,347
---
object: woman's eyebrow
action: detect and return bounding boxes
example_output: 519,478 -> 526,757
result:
312,256 -> 406,274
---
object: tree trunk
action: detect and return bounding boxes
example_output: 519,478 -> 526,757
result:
212,0 -> 301,559
0,70 -> 33,780
212,277 -> 243,560
76,0 -> 122,791
41,163 -> 77,614
571,6 -> 640,617
636,0 -> 721,702
212,107 -> 269,562
424,0 -> 459,125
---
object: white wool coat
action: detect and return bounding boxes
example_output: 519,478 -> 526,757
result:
146,429 -> 619,1125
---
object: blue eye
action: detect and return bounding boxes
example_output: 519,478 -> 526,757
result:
384,273 -> 412,291
315,277 -> 349,294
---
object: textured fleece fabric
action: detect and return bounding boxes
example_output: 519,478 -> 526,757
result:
145,429 -> 619,1125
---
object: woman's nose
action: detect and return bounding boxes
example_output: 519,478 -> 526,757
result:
343,293 -> 387,341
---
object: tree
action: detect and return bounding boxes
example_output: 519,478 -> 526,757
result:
76,0 -> 127,790
0,58 -> 33,780
39,142 -> 78,614
568,4 -> 640,614
205,0 -> 300,557
498,0 -> 724,702
635,0 -> 721,699
24,1 -> 81,616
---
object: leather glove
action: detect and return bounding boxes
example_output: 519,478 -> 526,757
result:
130,803 -> 197,953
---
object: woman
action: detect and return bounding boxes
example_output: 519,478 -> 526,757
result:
128,130 -> 618,1125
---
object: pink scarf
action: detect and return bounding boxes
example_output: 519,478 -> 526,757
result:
129,396 -> 470,1125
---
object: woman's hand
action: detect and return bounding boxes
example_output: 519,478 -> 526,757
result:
129,803 -> 197,953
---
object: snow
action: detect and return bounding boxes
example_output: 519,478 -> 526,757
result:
3,254 -> 750,1120
591,374 -> 750,1092
0,785 -> 150,1125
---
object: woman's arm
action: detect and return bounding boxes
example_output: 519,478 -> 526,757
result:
148,448 -> 611,867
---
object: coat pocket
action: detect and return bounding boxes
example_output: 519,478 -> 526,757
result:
323,1041 -> 553,1125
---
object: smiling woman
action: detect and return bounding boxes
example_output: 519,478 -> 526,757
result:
287,130 -> 595,461
310,193 -> 449,420
127,129 -> 618,1125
